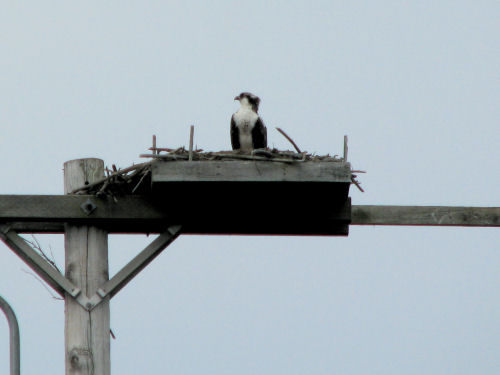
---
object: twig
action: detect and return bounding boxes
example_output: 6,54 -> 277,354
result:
171,146 -> 185,154
140,154 -> 189,160
351,176 -> 364,192
215,153 -> 301,163
267,151 -> 304,159
252,149 -> 273,158
26,235 -> 62,273
21,269 -> 64,300
122,166 -> 146,181
189,125 -> 194,161
148,147 -> 175,152
70,162 -> 151,194
131,170 -> 151,193
96,180 -> 110,197
343,135 -> 348,161
276,127 -> 302,153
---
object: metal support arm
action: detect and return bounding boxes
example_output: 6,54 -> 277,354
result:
0,295 -> 20,375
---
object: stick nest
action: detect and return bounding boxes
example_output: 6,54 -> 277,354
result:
71,147 -> 361,196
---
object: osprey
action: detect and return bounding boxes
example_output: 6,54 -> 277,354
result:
231,92 -> 267,152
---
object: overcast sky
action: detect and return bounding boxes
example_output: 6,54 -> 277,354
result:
1,1 -> 499,374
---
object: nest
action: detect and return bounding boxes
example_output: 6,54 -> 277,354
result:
71,129 -> 363,196
71,162 -> 152,197
141,147 -> 344,162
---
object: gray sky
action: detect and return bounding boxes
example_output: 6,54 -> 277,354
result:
1,1 -> 499,374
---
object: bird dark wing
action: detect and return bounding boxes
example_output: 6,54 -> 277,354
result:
230,114 -> 240,150
252,117 -> 267,149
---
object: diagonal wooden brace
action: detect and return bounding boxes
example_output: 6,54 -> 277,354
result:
86,225 -> 181,310
0,224 -> 181,311
0,224 -> 82,299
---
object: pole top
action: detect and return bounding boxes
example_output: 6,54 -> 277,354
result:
64,158 -> 105,194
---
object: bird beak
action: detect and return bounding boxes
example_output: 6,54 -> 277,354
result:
234,96 -> 240,101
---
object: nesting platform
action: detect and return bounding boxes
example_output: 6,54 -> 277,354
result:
150,159 -> 352,235
61,153 -> 354,235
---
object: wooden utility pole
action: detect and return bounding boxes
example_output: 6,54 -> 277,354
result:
64,159 -> 110,375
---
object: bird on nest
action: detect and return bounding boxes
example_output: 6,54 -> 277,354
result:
231,92 -> 267,153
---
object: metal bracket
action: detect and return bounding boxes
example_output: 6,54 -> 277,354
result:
0,224 -> 181,311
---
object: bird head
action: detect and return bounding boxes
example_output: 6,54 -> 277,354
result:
234,92 -> 260,112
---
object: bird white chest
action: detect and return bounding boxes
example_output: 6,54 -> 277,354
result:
233,108 -> 258,151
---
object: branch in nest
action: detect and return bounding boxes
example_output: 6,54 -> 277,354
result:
132,170 -> 151,193
351,176 -> 364,192
70,162 -> 151,194
276,127 -> 302,153
170,146 -> 186,154
216,153 -> 301,163
252,149 -> 273,158
189,125 -> 194,161
149,147 -> 175,152
96,180 -> 110,197
141,153 -> 189,160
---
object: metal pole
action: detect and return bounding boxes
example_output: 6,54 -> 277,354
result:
0,295 -> 20,375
